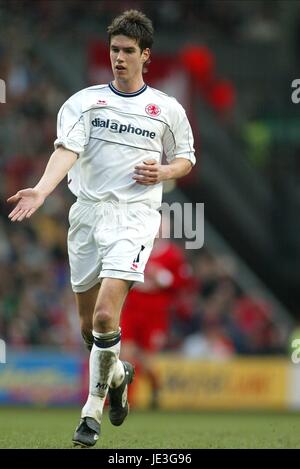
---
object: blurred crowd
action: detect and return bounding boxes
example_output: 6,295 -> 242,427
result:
1,0 -> 283,42
0,0 -> 289,355
177,249 -> 285,358
0,3 -> 74,349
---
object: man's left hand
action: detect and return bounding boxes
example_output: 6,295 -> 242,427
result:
133,159 -> 169,185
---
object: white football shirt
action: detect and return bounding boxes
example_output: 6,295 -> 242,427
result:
54,82 -> 196,209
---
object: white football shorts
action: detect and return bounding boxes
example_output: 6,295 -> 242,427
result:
67,200 -> 161,292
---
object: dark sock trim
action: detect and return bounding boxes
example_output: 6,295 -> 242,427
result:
93,330 -> 121,349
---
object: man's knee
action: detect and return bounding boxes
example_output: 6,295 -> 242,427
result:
93,307 -> 115,331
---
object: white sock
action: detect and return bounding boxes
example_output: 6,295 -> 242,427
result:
81,329 -> 121,423
110,359 -> 125,388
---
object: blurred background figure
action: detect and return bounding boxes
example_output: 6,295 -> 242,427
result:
120,214 -> 196,408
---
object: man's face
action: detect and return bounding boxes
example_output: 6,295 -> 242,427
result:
110,35 -> 150,83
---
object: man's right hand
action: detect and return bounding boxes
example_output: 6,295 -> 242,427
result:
7,188 -> 46,222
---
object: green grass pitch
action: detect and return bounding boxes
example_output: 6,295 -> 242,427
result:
0,408 -> 300,449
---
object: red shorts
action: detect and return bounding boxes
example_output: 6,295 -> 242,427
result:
121,291 -> 170,352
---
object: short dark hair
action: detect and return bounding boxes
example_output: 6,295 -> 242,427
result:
107,10 -> 154,51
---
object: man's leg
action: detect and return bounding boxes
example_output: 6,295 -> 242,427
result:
75,283 -> 100,351
121,341 -> 160,409
73,278 -> 132,447
75,280 -> 132,388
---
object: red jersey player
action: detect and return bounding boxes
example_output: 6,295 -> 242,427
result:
121,233 -> 194,407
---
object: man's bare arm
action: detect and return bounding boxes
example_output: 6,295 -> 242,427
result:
7,147 -> 78,222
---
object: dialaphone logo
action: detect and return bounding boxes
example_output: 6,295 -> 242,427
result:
92,118 -> 156,139
0,79 -> 6,103
0,339 -> 6,363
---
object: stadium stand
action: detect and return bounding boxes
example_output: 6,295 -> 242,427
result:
0,0 -> 297,359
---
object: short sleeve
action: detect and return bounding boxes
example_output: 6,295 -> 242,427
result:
54,92 -> 86,155
163,100 -> 196,166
